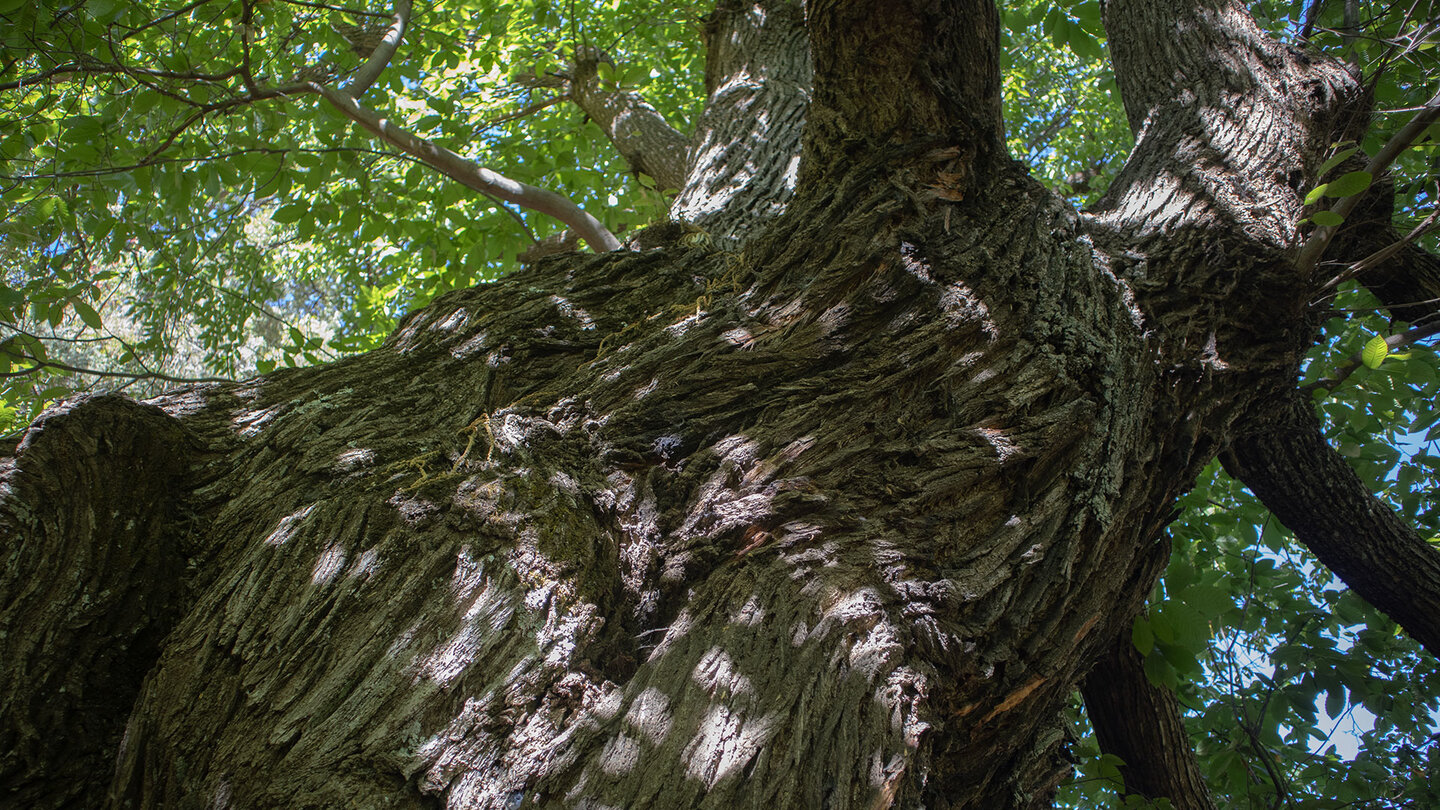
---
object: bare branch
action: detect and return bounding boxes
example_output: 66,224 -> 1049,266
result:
1319,205 -> 1440,293
276,0 -> 390,18
0,358 -> 231,385
342,0 -> 411,100
1222,393 -> 1440,659
309,84 -> 621,252
118,0 -> 219,42
0,60 -> 242,93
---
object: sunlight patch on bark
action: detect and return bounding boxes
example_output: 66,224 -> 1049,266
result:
347,546 -> 379,580
648,608 -> 693,661
730,593 -> 766,626
310,542 -> 346,584
432,308 -> 470,333
263,504 -> 315,546
333,447 -> 376,473
624,687 -> 673,745
692,647 -> 756,698
683,704 -> 779,787
235,402 -> 288,437
598,733 -> 642,775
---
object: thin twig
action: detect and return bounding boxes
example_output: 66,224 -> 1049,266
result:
119,0 -> 218,42
0,357 -> 232,385
276,0 -> 390,18
1318,206 -> 1440,293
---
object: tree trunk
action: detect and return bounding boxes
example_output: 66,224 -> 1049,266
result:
3,1 -> 1410,808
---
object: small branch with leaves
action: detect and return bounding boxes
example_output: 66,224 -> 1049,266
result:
1305,319 -> 1440,393
1295,88 -> 1440,276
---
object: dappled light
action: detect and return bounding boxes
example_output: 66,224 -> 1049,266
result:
3,2 -> 1439,809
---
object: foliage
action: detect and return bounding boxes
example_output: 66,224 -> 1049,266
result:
0,0 -> 703,425
2,0 -> 1439,807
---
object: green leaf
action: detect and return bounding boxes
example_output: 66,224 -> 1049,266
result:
1324,686 -> 1345,719
1131,616 -> 1155,655
1316,145 -> 1359,178
1324,170 -> 1373,198
272,204 -> 307,224
71,300 -> 103,329
1362,335 -> 1389,369
1311,210 -> 1345,227
1303,183 -> 1329,205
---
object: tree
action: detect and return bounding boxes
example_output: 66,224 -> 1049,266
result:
2,0 -> 1439,808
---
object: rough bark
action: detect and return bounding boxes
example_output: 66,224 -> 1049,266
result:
669,0 -> 811,243
0,1 -> 1403,808
1221,392 -> 1440,657
1081,633 -> 1216,810
568,54 -> 690,193
0,396 -> 195,808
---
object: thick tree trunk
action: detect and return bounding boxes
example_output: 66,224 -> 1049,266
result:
1,1 -> 1406,808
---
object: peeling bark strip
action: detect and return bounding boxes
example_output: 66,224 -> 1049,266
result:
4,1 -> 1436,809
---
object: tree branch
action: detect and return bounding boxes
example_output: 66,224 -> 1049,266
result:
567,51 -> 689,192
341,0 -> 410,100
1082,632 -> 1217,810
802,0 -> 1003,181
0,357 -> 232,385
1305,319 -> 1440,393
667,0 -> 810,243
1319,206 -> 1440,295
308,84 -> 621,252
1327,186 -> 1440,325
0,60 -> 242,93
1221,392 -> 1440,658
1295,89 -> 1440,276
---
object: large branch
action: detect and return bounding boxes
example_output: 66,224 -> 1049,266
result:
567,53 -> 689,193
1096,0 -> 1359,250
668,0 -> 812,243
0,396 -> 194,807
801,0 -> 1004,187
1221,393 -> 1440,657
341,0 -> 410,100
1082,633 -> 1216,810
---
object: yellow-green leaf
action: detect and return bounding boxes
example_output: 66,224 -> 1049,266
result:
1316,145 -> 1359,178
1362,335 -> 1389,369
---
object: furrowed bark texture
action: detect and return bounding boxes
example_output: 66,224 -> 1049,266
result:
669,0 -> 811,243
1081,633 -> 1216,810
568,55 -> 690,194
0,0 -> 1401,808
1222,394 -> 1440,657
0,397 -> 195,808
